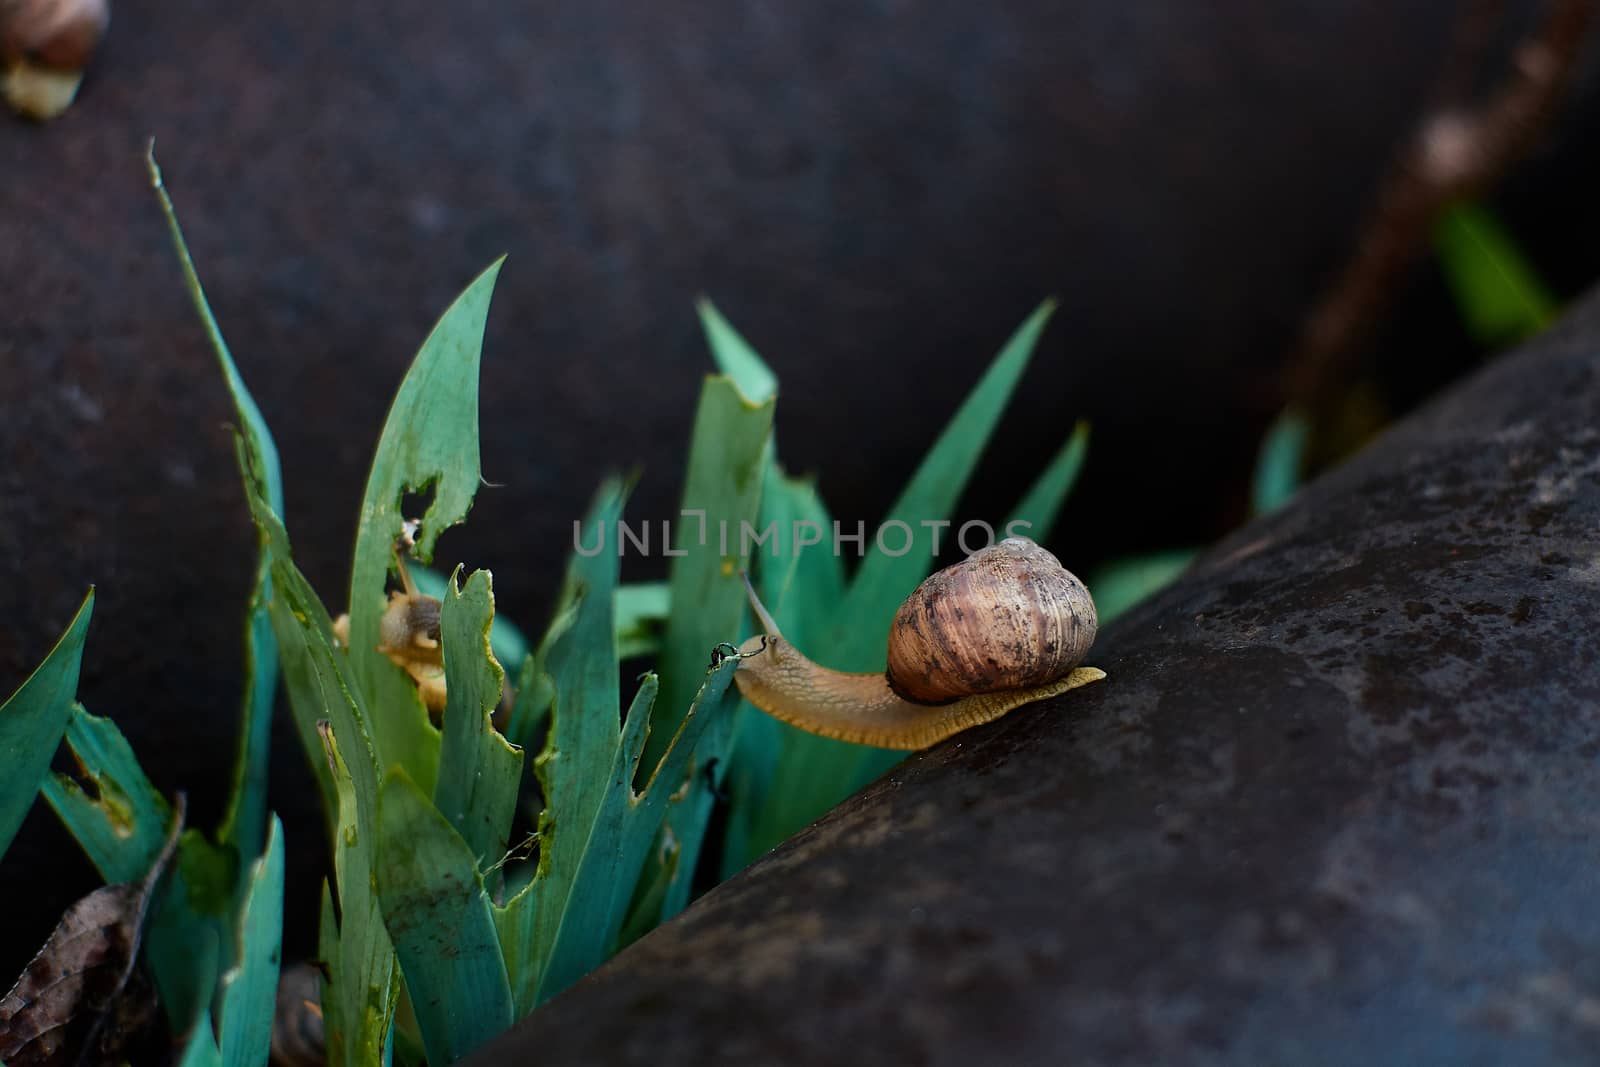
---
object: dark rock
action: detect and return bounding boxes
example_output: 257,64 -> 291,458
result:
467,288 -> 1600,1064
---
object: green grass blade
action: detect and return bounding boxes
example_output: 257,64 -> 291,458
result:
830,300 -> 1056,664
1006,420 -> 1089,542
495,482 -> 627,1013
218,815 -> 285,1067
410,565 -> 530,670
758,303 -> 1059,846
719,463 -> 845,873
377,768 -> 513,1065
435,568 -> 522,868
44,705 -> 228,1033
698,298 -> 778,404
148,149 -> 285,870
317,722 -> 398,1067
651,376 -> 774,916
1434,201 -> 1557,346
615,582 -> 669,660
535,660 -> 736,1003
43,705 -> 171,883
347,258 -> 505,792
175,1025 -> 223,1067
1251,408 -> 1310,516
232,434 -> 340,829
1088,548 -> 1200,624
0,588 -> 92,862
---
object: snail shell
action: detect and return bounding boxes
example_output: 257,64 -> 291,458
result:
886,537 -> 1097,704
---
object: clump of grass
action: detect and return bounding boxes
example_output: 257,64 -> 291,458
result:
0,153 -> 1094,1063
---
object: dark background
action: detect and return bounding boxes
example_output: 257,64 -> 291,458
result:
3,0 -> 1598,978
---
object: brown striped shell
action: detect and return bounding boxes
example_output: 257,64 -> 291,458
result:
885,537 -> 1097,705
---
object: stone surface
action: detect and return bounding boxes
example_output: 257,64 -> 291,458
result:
467,289 -> 1600,1064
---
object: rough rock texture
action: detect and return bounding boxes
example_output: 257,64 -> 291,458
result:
467,289 -> 1600,1064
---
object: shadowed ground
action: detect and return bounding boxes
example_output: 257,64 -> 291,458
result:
468,285 -> 1600,1065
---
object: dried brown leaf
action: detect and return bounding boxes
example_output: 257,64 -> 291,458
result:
0,795 -> 182,1066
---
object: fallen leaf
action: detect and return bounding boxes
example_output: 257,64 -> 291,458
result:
0,794 -> 183,1065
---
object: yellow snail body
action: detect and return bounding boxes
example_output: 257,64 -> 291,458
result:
732,537 -> 1105,750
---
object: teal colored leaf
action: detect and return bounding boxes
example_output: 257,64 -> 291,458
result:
217,815 -> 285,1067
829,299 -> 1057,664
43,705 -> 170,884
410,565 -> 531,671
720,461 -> 845,873
377,768 -> 512,1065
536,660 -> 736,1002
1251,408 -> 1310,516
1006,419 -> 1089,542
248,492 -> 394,1067
434,568 -> 522,868
0,589 -> 91,861
316,721 -> 398,1067
230,433 -> 340,831
149,147 -> 285,869
347,257 -> 505,793
1434,201 -> 1557,346
648,377 -> 774,916
698,298 -> 778,404
761,302 -> 1060,846
175,1026 -> 223,1067
494,484 -> 625,1012
493,485 -> 738,1009
615,582 -> 669,660
45,718 -> 223,1034
1089,548 -> 1200,624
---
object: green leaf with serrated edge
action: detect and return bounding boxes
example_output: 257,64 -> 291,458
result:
410,565 -> 531,672
347,259 -> 504,795
644,377 -> 772,919
1089,548 -> 1200,624
1006,420 -> 1089,542
0,588 -> 91,861
148,148 -> 285,873
698,298 -> 778,404
1434,201 -> 1557,345
763,302 -> 1059,850
317,721 -> 398,1067
538,661 -> 737,1002
376,768 -> 512,1064
1251,408 -> 1310,516
435,568 -> 522,868
217,814 -> 284,1067
493,482 -> 626,1013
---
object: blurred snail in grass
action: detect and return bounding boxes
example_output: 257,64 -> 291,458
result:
1,0 -> 109,119
333,520 -> 500,718
728,537 -> 1105,750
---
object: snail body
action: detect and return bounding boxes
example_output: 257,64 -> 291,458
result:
733,537 -> 1104,750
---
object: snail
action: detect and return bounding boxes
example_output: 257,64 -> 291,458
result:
331,521 -> 500,717
1,0 -> 109,120
730,536 -> 1105,750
